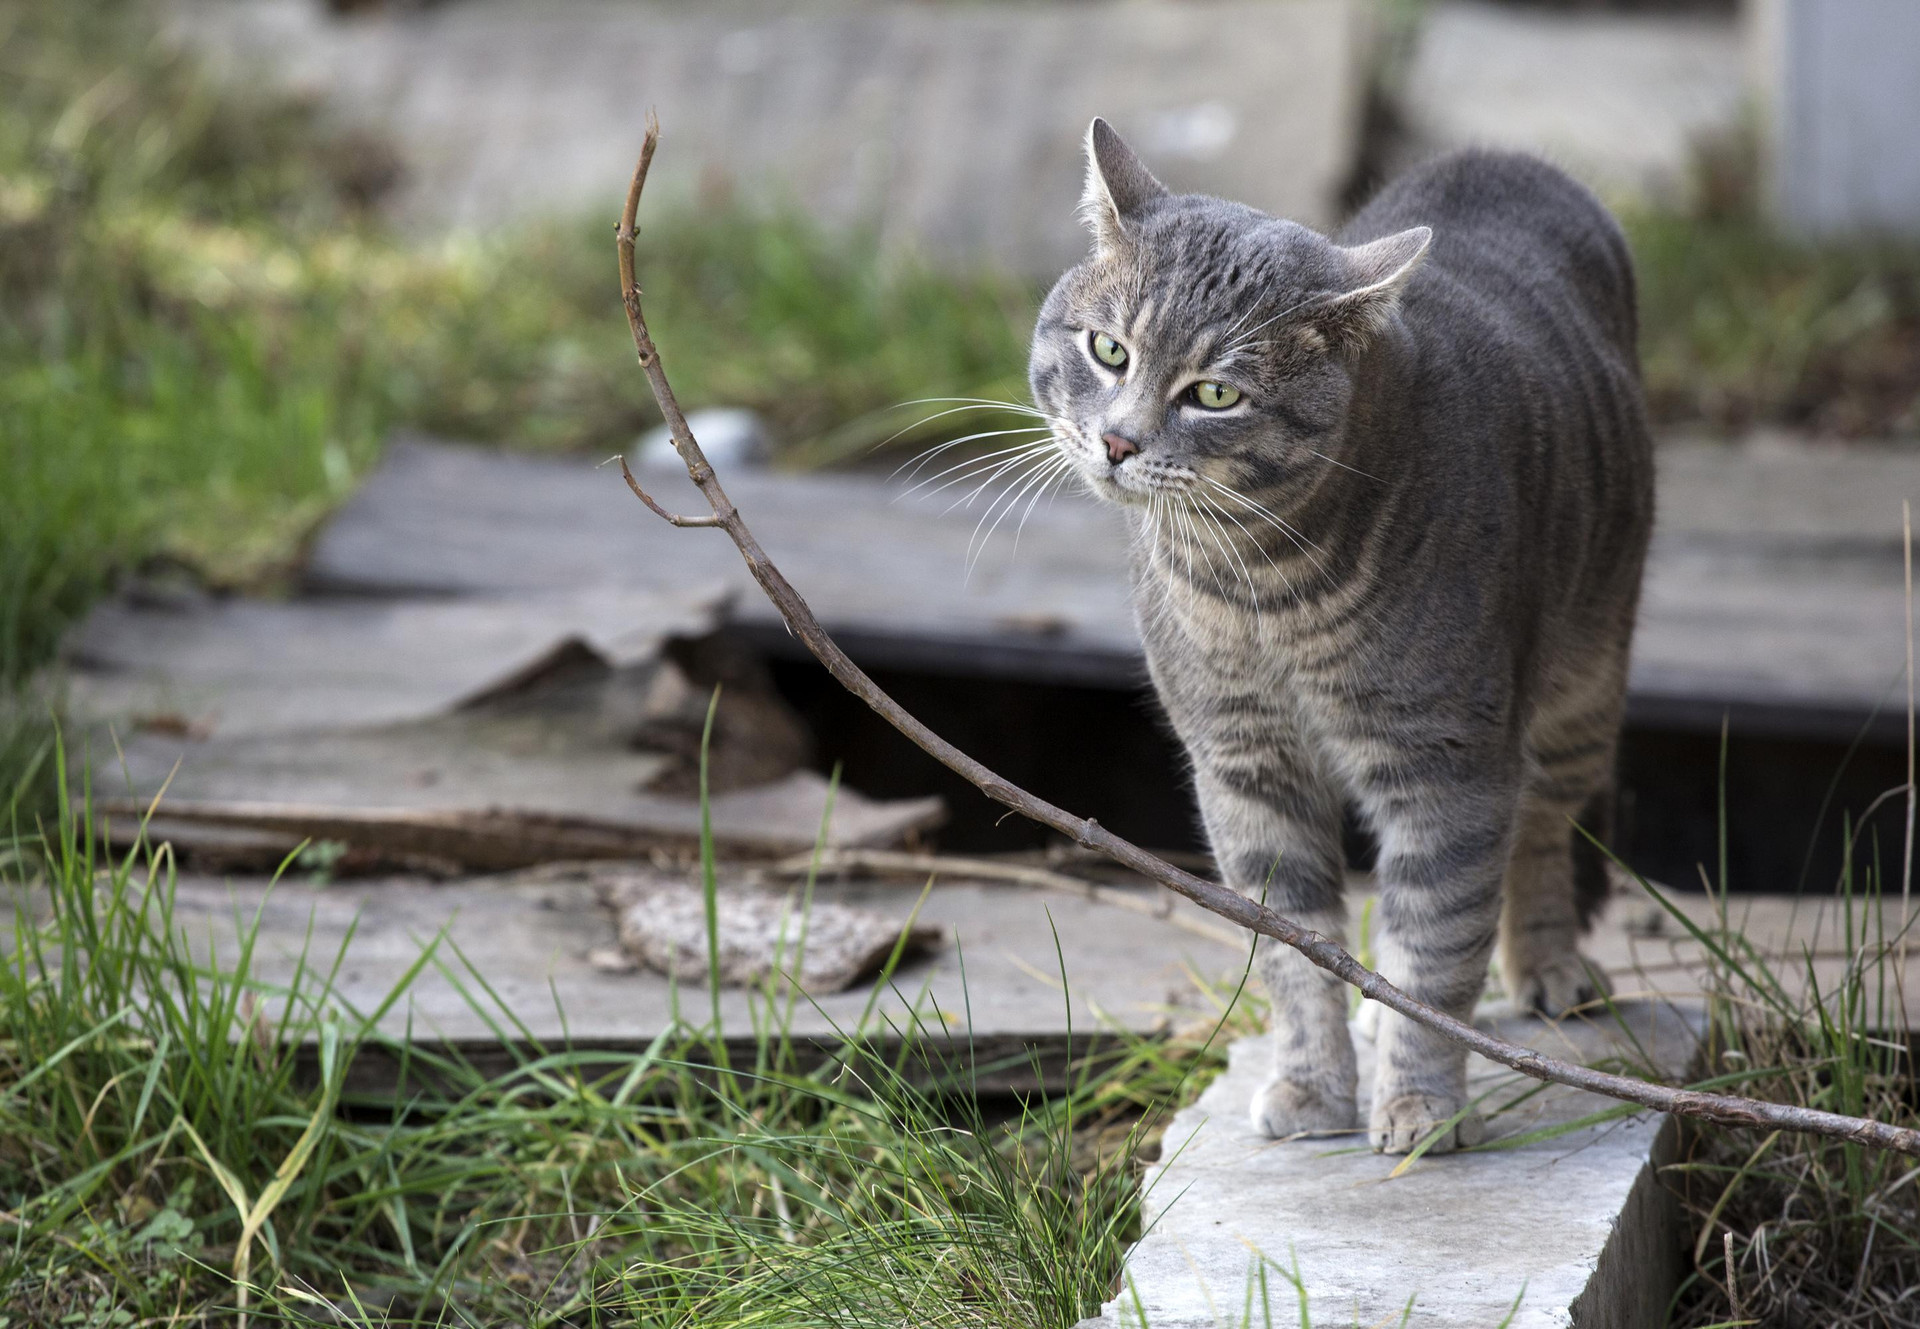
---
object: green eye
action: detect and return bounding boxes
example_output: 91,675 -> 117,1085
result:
1192,381 -> 1242,410
1090,332 -> 1128,369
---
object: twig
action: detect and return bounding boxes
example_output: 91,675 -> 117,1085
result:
1903,501 -> 1913,995
611,118 -> 1920,1159
1725,1231 -> 1743,1325
770,847 -> 1245,947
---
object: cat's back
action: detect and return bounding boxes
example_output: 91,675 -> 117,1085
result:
1340,150 -> 1638,363
1335,150 -> 1653,620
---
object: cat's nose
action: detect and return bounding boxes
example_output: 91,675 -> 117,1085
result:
1103,432 -> 1138,465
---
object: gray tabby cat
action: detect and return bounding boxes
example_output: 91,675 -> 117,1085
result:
1028,120 -> 1653,1154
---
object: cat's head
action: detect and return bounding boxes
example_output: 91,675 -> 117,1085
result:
1030,118 -> 1430,510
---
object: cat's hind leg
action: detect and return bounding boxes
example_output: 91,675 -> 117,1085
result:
1501,674 -> 1623,1017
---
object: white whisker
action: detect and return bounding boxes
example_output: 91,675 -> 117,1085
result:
1222,293 -> 1322,354
1304,449 -> 1380,481
895,395 -> 1052,420
1179,498 -> 1219,585
1201,477 -> 1329,570
893,426 -> 1056,484
873,402 -> 1044,454
905,438 -> 1056,504
943,444 -> 1061,513
1188,494 -> 1258,616
1218,302 -> 1263,341
967,451 -> 1064,575
1011,454 -> 1078,555
1196,487 -> 1287,611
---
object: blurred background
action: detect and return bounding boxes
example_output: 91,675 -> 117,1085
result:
4,0 -> 1919,889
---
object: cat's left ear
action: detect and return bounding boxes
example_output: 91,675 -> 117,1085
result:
1080,117 -> 1169,254
1314,227 -> 1432,353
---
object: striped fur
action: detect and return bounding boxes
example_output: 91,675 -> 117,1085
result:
1029,121 -> 1654,1154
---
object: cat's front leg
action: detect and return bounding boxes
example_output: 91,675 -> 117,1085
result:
1251,915 -> 1359,1138
1188,764 -> 1355,1139
1363,787 -> 1514,1155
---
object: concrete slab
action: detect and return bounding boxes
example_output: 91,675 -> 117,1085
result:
1064,882 -> 1916,1329
1392,1 -> 1744,208
178,0 -> 1374,275
1081,1003 -> 1700,1329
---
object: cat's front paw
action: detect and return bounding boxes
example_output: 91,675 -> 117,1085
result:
1249,1077 -> 1358,1139
1368,1092 -> 1485,1155
1513,951 -> 1611,1018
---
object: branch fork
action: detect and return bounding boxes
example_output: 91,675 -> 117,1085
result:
611,117 -> 1920,1159
619,457 -> 720,528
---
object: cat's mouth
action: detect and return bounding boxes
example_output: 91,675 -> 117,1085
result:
1060,442 -> 1200,507
1054,426 -> 1196,506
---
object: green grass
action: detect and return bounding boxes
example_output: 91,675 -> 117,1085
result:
23,734 -> 1919,1326
1648,794 -> 1920,1326
1,732 -> 1252,1327
0,1 -> 1034,699
1628,208 -> 1920,440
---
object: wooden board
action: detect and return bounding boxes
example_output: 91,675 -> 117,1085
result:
309,436 -> 1920,740
1,868 -> 1251,1095
61,585 -> 722,739
10,863 -> 1909,1098
58,578 -> 941,863
88,729 -> 942,866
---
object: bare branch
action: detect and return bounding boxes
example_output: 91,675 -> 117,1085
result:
619,456 -> 721,528
769,847 -> 1244,947
611,121 -> 1920,1159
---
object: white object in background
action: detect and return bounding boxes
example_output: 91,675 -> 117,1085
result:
1749,0 -> 1920,237
638,408 -> 772,470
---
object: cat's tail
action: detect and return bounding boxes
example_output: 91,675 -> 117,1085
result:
1572,785 -> 1615,929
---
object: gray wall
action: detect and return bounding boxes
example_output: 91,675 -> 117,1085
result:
186,0 -> 1375,276
1751,0 -> 1920,237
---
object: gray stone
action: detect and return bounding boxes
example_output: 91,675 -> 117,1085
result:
639,408 -> 771,471
1393,1 -> 1744,207
175,0 -> 1374,275
1749,0 -> 1920,237
1082,1002 -> 1699,1329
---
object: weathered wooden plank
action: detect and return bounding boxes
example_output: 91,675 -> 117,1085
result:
19,870 -> 1251,1096
308,435 -> 1140,678
61,586 -> 722,738
309,436 -> 1920,739
87,732 -> 942,864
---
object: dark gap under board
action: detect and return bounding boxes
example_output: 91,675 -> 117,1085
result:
769,656 -> 1911,897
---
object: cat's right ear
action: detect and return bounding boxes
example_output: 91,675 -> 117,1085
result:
1312,227 -> 1432,354
1080,118 -> 1168,255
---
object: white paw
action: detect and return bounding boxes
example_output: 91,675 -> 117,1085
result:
1512,951 -> 1611,1018
1249,1076 -> 1359,1139
1368,1091 -> 1486,1155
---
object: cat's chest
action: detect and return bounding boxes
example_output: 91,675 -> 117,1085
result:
1134,574 -> 1313,669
